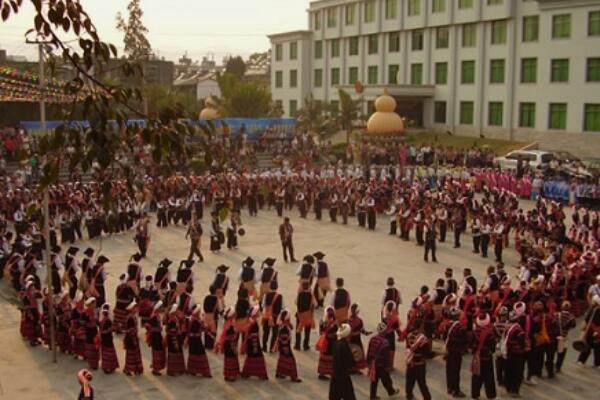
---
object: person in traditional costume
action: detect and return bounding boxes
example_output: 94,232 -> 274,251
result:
123,300 -> 144,376
126,253 -> 143,296
153,258 -> 172,297
211,265 -> 230,310
279,217 -> 297,262
166,304 -> 186,376
239,256 -> 257,299
50,245 -> 63,296
185,216 -> 204,262
261,280 -> 283,353
469,313 -> 497,400
442,307 -> 467,398
202,286 -> 220,350
331,277 -> 351,324
405,318 -> 432,400
22,279 -> 42,346
82,297 -> 100,370
295,280 -> 316,351
241,306 -> 269,380
367,322 -> 400,399
89,255 -> 109,306
113,273 -> 135,333
329,323 -> 356,400
71,291 -> 86,360
63,246 -> 80,300
554,300 -> 576,372
56,290 -> 72,354
226,213 -> 239,250
134,213 -> 150,258
275,309 -> 302,382
503,307 -> 527,398
145,300 -> 166,376
209,212 -> 222,253
258,257 -> 278,303
317,306 -> 338,380
175,259 -> 194,298
313,251 -> 331,308
348,303 -> 369,373
186,305 -> 212,377
234,287 -> 251,339
139,274 -> 160,326
99,304 -> 119,374
77,369 -> 94,400
577,294 -> 600,367
216,308 -> 240,382
79,248 -> 94,294
382,300 -> 403,370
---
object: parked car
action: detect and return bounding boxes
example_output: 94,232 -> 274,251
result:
494,150 -> 554,171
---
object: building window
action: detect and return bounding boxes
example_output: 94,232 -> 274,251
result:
584,104 -> 600,132
432,0 -> 445,13
275,71 -> 283,88
349,37 -> 359,56
436,27 -> 449,49
522,16 -> 539,42
434,101 -> 447,123
521,58 -> 537,83
491,20 -> 507,45
461,60 -> 475,84
385,0 -> 397,20
412,30 -> 424,51
389,32 -> 400,52
368,66 -> 378,84
488,102 -> 503,126
331,39 -> 340,58
289,100 -> 298,116
490,59 -> 505,83
408,0 -> 420,16
314,69 -> 323,87
388,64 -> 400,84
314,12 -> 321,30
275,44 -> 282,61
348,67 -> 359,84
289,42 -> 298,60
330,100 -> 339,116
365,0 -> 376,23
519,102 -> 536,128
411,63 -> 423,85
460,101 -> 474,125
368,34 -> 379,54
462,24 -> 477,47
587,58 -> 600,82
345,4 -> 355,25
315,40 -> 323,59
458,0 -> 473,9
289,70 -> 298,88
590,11 -> 600,36
549,103 -> 567,130
435,62 -> 448,85
487,0 -> 502,5
551,59 -> 569,83
331,68 -> 340,86
327,7 -> 337,28
552,14 -> 571,39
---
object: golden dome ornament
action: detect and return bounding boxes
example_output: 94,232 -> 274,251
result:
366,89 -> 404,136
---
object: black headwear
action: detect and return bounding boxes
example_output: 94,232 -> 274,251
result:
97,255 -> 109,264
216,265 -> 229,273
263,258 -> 276,267
159,258 -> 173,268
67,246 -> 79,255
313,251 -> 325,260
130,253 -> 142,262
83,247 -> 94,257
242,256 -> 255,268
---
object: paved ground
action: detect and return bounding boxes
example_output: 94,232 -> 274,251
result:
0,204 -> 598,400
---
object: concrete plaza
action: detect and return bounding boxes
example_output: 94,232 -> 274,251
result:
0,205 -> 597,399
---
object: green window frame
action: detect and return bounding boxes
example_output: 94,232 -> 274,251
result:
289,100 -> 298,117
330,100 -> 339,117
345,4 -> 356,25
314,69 -> 323,87
548,103 -> 567,130
408,0 -> 420,16
491,20 -> 507,45
389,32 -> 400,52
551,59 -> 569,83
385,0 -> 397,20
289,70 -> 298,88
314,12 -> 321,30
490,59 -> 505,84
552,14 -> 571,39
388,65 -> 399,84
461,60 -> 475,84
330,68 -> 340,86
584,104 -> 600,132
368,34 -> 379,54
275,71 -> 283,88
432,0 -> 445,13
458,0 -> 473,9
314,40 -> 323,59
290,42 -> 297,60
331,39 -> 340,58
412,30 -> 424,51
521,58 -> 537,83
436,27 -> 449,49
434,101 -> 447,124
488,102 -> 503,126
590,11 -> 600,36
587,58 -> 600,82
460,101 -> 474,125
368,66 -> 378,84
348,67 -> 359,84
435,62 -> 448,85
462,24 -> 477,47
327,7 -> 337,28
519,103 -> 536,128
348,37 -> 359,56
522,16 -> 539,42
410,63 -> 423,85
364,0 -> 376,23
275,44 -> 282,61
487,0 -> 502,5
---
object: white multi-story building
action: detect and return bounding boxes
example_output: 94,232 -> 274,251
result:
268,0 -> 600,156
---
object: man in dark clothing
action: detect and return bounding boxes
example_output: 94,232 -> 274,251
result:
279,217 -> 297,262
367,322 -> 400,399
405,318 -> 431,400
443,308 -> 468,398
329,323 -> 356,400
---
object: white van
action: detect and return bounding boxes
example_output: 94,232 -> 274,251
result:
494,150 -> 554,171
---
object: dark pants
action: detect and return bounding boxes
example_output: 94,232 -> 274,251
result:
329,375 -> 356,400
416,228 -> 424,246
543,342 -> 557,377
136,235 -> 148,257
439,222 -> 446,242
424,240 -> 436,262
471,359 -> 496,399
187,239 -> 203,261
494,241 -> 503,262
473,235 -> 481,253
157,210 -> 168,227
577,338 -> 600,366
389,220 -> 397,235
555,349 -> 567,371
495,356 -> 505,386
370,367 -> 396,398
453,228 -> 461,247
295,326 -> 311,350
276,202 -> 283,217
329,208 -> 337,222
446,352 -> 463,394
315,205 -> 322,220
527,346 -> 543,378
505,353 -> 525,395
262,323 -> 278,352
481,235 -> 490,257
282,239 -> 295,262
406,364 -> 431,400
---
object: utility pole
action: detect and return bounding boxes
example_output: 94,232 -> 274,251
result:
38,43 -> 57,363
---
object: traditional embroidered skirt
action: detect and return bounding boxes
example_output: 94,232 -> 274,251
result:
73,338 -> 85,358
113,308 -> 128,331
223,355 -> 240,379
125,347 -> 144,374
276,354 -> 298,378
84,343 -> 100,369
317,353 -> 333,375
167,351 -> 186,375
101,344 -> 119,371
151,349 -> 166,372
56,330 -> 71,352
187,354 -> 211,376
242,355 -> 268,379
23,319 -> 40,342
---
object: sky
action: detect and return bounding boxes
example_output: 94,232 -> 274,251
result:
0,0 -> 311,63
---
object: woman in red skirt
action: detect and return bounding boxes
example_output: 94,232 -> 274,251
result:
21,281 -> 42,346
123,301 -> 144,376
186,305 -> 211,377
113,273 -> 135,333
241,306 -> 268,380
99,304 -> 119,373
317,306 -> 338,380
145,300 -> 166,375
216,308 -> 240,381
275,310 -> 301,382
82,297 -> 100,370
71,292 -> 86,360
56,292 -> 72,354
166,305 -> 186,376
348,303 -> 369,373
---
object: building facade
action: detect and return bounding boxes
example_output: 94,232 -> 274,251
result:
268,0 -> 600,156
